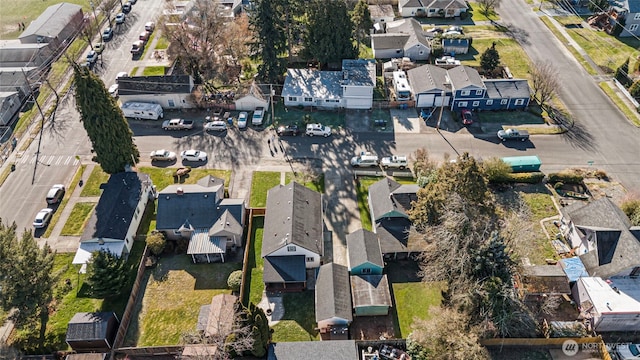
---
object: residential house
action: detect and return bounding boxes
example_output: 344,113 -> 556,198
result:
0,67 -> 38,95
268,340 -> 358,360
572,276 -> 640,332
560,197 -> 640,279
196,294 -> 239,338
0,92 -> 21,126
518,265 -> 571,301
347,229 -> 384,276
72,172 -> 154,270
234,82 -> 269,111
117,75 -> 195,109
0,41 -> 52,67
398,0 -> 468,18
368,178 -> 423,260
611,0 -> 640,37
442,38 -> 470,55
65,312 -> 119,352
369,4 -> 395,28
282,59 -> 376,110
262,182 -> 324,291
315,263 -> 352,340
19,3 -> 84,47
155,175 -> 245,263
408,64 -> 531,110
371,18 -> 430,61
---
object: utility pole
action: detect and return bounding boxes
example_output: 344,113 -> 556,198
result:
22,69 -> 48,185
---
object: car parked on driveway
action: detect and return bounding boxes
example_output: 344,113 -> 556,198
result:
115,12 -> 125,24
237,112 -> 248,129
33,208 -> 53,229
277,125 -> 299,136
46,184 -> 65,204
305,123 -> 331,137
460,109 -> 477,126
181,150 -> 207,162
102,27 -> 113,41
150,149 -> 176,161
204,120 -> 227,132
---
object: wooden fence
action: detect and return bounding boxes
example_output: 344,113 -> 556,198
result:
481,336 -> 612,360
239,208 -> 265,305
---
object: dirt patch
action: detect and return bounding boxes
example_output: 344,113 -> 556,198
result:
583,178 -> 627,205
350,314 -> 397,340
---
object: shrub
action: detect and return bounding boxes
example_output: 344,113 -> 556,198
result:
548,171 -> 583,184
227,270 -> 243,292
594,169 -> 608,180
630,79 -> 640,98
146,231 -> 166,256
621,199 -> 640,226
482,157 -> 512,183
506,172 -> 545,184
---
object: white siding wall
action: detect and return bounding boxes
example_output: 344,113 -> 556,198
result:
119,94 -> 194,109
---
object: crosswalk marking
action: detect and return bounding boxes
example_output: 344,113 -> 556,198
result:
18,155 -> 80,167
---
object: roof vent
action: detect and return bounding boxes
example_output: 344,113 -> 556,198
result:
177,187 -> 184,195
226,222 -> 230,226
98,238 -> 105,245
204,194 -> 208,198
166,196 -> 170,200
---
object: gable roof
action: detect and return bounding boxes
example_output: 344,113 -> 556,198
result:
562,197 -> 640,278
66,312 -> 117,341
407,64 -> 450,93
447,65 -> 485,90
268,340 -> 358,360
371,33 -> 411,51
315,263 -> 353,323
20,3 -> 82,40
117,75 -> 193,95
423,0 -> 468,10
208,209 -> 243,237
484,79 -> 531,99
80,172 -> 150,241
369,4 -> 395,18
347,229 -> 383,270
385,18 -> 430,49
368,178 -> 418,221
263,255 -> 306,283
205,294 -> 238,337
350,275 -> 392,308
262,182 -> 323,256
281,69 -> 342,100
375,220 -> 426,254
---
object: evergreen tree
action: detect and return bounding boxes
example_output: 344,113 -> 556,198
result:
238,302 -> 270,357
85,250 -> 129,298
615,57 -> 630,86
480,42 -> 500,72
73,65 -> 140,174
0,220 -> 55,348
351,0 -> 373,52
630,79 -> 640,98
249,0 -> 287,83
303,0 -> 357,68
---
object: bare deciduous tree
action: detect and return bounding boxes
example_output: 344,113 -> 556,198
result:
477,0 -> 502,16
219,14 -> 252,83
530,60 -> 560,110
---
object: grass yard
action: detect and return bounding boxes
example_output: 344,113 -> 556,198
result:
138,167 -> 231,192
60,202 -> 95,236
244,216 -> 265,306
250,171 -> 282,208
143,66 -> 166,76
479,110 -> 545,125
80,166 -> 110,197
539,17 -> 595,75
125,255 -> 241,346
519,189 -> 559,264
599,82 -> 640,127
0,0 -> 92,39
273,102 -> 347,129
155,36 -> 169,50
460,38 -> 531,79
467,2 -> 500,22
356,176 -> 417,231
284,172 -> 325,193
270,291 -> 319,342
10,241 -> 146,353
43,165 -> 84,237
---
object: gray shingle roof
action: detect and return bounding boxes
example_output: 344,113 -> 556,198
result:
562,198 -> 640,279
117,75 -> 193,95
208,209 -> 242,237
268,340 -> 358,360
368,178 -> 418,222
383,18 -> 430,49
371,33 -> 411,50
350,275 -> 392,308
315,263 -> 353,323
407,64 -> 450,93
369,4 -> 395,18
281,69 -> 342,100
20,3 -> 82,39
66,312 -> 117,341
263,255 -> 306,283
80,172 -> 150,242
376,221 -> 411,254
484,79 -> 531,99
447,65 -> 485,90
347,229 -> 383,270
423,0 -> 468,10
262,182 -> 323,256
399,0 -> 422,8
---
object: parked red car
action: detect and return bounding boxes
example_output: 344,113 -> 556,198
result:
460,109 -> 477,126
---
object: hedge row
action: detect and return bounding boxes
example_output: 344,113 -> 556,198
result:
506,172 -> 545,183
547,171 -> 584,184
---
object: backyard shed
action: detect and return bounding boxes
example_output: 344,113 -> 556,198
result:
65,312 -> 119,352
518,265 -> 571,300
315,263 -> 353,340
350,274 -> 392,316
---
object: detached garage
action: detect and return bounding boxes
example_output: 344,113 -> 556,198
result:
407,65 -> 451,108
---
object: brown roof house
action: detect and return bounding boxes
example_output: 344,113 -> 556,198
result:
560,198 -> 640,279
262,182 -> 324,292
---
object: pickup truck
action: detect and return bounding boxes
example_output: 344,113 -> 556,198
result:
162,118 -> 194,130
497,128 -> 530,142
381,155 -> 408,170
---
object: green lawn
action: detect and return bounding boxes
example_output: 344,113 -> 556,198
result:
138,167 -> 231,192
142,66 -> 166,76
460,38 -> 532,79
10,240 -> 147,353
467,2 -> 500,22
0,0 -> 95,39
539,17 -> 595,75
80,166 -> 110,197
284,172 -> 325,193
43,165 -> 84,238
273,102 -> 346,129
154,36 -> 169,50
250,171 -> 282,208
245,216 -> 265,306
270,291 -> 319,342
479,110 -> 545,125
519,190 -> 559,264
125,255 -> 241,346
60,202 -> 96,236
599,82 -> 640,127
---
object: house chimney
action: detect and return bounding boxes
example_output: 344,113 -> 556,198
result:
177,187 -> 184,195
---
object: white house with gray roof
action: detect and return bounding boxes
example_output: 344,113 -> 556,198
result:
398,0 -> 468,18
281,59 -> 376,110
371,18 -> 431,61
19,3 -> 84,47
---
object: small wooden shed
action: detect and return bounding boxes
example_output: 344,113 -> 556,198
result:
65,312 -> 119,352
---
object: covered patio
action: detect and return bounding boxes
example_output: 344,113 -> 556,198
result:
187,229 -> 227,263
